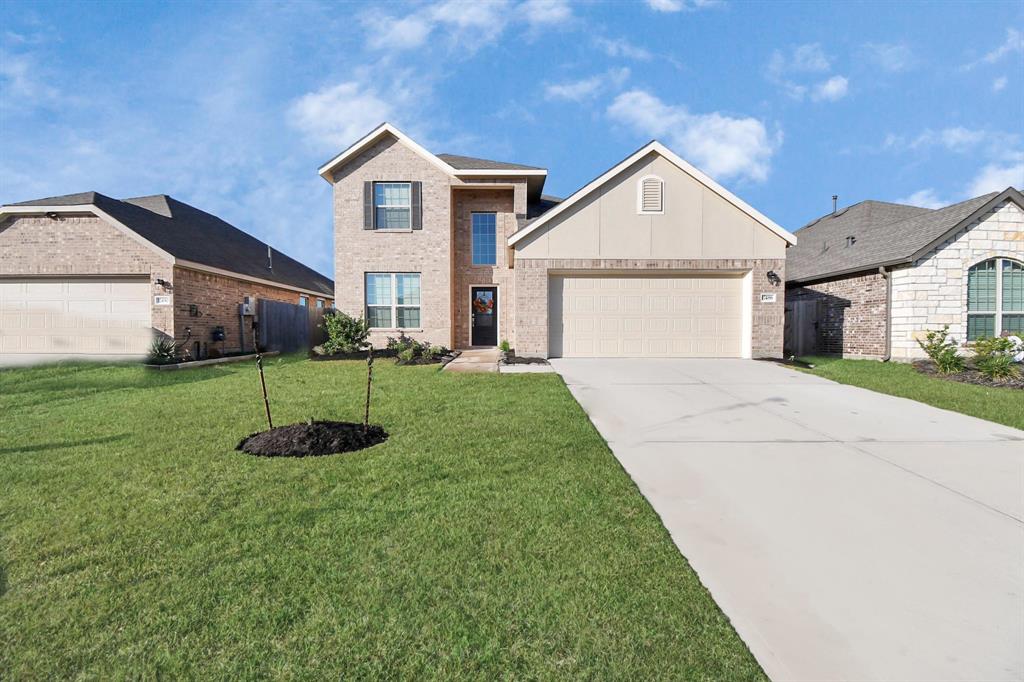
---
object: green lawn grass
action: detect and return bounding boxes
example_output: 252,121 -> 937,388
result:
0,357 -> 764,680
799,356 -> 1024,430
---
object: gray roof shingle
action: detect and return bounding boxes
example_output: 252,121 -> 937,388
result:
787,192 -> 1009,282
437,153 -> 545,172
6,192 -> 334,296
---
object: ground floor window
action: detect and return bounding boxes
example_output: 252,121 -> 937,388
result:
366,272 -> 421,328
967,257 -> 1024,340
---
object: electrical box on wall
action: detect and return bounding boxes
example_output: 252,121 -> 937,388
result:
240,295 -> 256,316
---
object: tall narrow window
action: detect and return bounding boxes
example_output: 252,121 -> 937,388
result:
638,175 -> 664,214
472,213 -> 497,265
365,273 -> 421,328
967,258 -> 1023,340
373,182 -> 412,229
299,295 -> 309,307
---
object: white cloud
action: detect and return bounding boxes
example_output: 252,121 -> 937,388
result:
287,81 -> 397,150
883,126 -> 996,154
646,0 -> 722,11
364,14 -> 433,51
967,158 -> 1024,196
363,0 -> 512,52
962,27 -> 1023,70
862,42 -> 915,72
993,76 -> 1008,92
520,0 -> 572,26
545,67 -> 630,102
811,75 -> 848,102
896,188 -> 946,209
595,36 -> 652,61
0,49 -> 59,111
607,89 -> 779,182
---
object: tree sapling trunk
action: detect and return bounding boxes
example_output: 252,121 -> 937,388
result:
364,345 -> 374,434
253,321 -> 273,430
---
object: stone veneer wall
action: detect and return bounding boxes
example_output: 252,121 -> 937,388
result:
514,258 -> 786,358
787,271 -> 889,358
0,214 -> 175,336
889,198 -> 1023,360
171,266 -> 330,355
452,189 -> 516,348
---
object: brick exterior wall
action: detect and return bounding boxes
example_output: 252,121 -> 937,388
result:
787,271 -> 889,358
514,258 -> 786,358
0,214 -> 175,336
331,136 -> 454,348
171,266 -> 330,355
889,198 -> 1023,360
452,189 -> 516,348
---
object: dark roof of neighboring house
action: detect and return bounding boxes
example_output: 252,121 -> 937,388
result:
787,188 -> 1021,283
437,153 -> 546,172
7,192 -> 334,296
527,194 -> 563,219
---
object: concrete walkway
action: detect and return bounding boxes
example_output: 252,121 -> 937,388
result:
443,348 -> 500,373
552,358 -> 1024,682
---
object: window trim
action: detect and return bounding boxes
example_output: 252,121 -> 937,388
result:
967,257 -> 1024,340
373,181 -> 413,231
637,174 -> 665,215
298,295 -> 309,307
365,272 -> 422,329
471,211 -> 498,266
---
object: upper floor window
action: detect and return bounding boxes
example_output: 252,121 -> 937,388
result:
472,213 -> 497,265
967,257 -> 1024,340
637,175 -> 664,214
299,295 -> 308,307
366,272 -> 421,328
316,298 -> 325,309
374,182 -> 411,229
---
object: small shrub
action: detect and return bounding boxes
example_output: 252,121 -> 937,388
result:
916,326 -> 964,374
427,344 -> 446,360
499,339 -> 511,353
387,332 -> 449,364
320,311 -> 370,354
397,347 -> 416,363
147,338 -> 181,365
972,336 -> 1021,380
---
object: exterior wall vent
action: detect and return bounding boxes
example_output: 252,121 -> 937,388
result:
638,175 -> 664,214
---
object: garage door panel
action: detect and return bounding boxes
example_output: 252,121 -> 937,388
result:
551,274 -> 744,358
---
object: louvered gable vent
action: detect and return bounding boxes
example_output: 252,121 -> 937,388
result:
639,175 -> 663,213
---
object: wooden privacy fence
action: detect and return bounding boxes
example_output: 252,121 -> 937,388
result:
784,299 -> 822,357
257,299 -> 329,354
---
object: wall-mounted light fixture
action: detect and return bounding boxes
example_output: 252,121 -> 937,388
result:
766,270 -> 781,286
45,211 -> 62,221
155,278 -> 173,290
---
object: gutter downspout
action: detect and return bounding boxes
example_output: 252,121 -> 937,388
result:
879,266 -> 891,361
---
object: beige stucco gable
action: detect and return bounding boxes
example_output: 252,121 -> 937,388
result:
514,151 -> 788,260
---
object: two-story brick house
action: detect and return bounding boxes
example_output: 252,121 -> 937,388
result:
321,123 -> 797,358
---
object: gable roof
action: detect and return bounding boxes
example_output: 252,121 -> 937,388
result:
507,140 -> 797,247
2,192 -> 334,296
787,187 -> 1022,283
437,153 -> 545,172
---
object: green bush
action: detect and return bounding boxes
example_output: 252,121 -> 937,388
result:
499,339 -> 511,353
397,347 -> 416,363
916,326 -> 965,374
387,332 -> 449,364
320,311 -> 369,354
147,338 -> 181,365
972,336 -> 1021,380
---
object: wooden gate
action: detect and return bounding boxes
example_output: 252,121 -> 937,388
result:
257,299 -> 328,353
784,299 -> 821,358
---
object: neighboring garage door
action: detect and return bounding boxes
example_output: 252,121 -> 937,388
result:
0,277 -> 152,363
549,274 -> 744,357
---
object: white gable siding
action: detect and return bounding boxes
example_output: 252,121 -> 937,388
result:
889,199 -> 1023,359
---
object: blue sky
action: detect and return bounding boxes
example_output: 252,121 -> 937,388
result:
2,0 -> 1021,276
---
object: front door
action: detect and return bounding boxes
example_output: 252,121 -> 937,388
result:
470,286 -> 498,346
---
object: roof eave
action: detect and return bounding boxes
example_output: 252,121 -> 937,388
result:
787,258 -> 910,285
317,122 -> 457,183
907,186 -> 1024,263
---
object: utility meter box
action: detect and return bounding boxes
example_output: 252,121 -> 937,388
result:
240,295 -> 256,316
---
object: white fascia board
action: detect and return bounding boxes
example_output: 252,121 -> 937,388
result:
175,260 -> 333,298
0,204 -> 178,263
507,141 -> 797,247
453,169 -> 547,177
317,122 -> 456,183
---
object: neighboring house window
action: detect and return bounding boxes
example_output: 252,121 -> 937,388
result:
299,295 -> 308,307
374,182 -> 411,229
637,175 -> 664,214
316,298 -> 325,309
366,273 -> 421,328
967,258 -> 1024,340
472,213 -> 497,265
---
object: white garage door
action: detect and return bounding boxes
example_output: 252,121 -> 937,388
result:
0,278 -> 153,364
550,274 -> 744,358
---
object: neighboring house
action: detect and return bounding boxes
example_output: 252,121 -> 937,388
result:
785,187 -> 1023,360
320,123 -> 795,358
0,192 -> 334,364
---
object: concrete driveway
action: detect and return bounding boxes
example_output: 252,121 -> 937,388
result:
552,358 -> 1024,682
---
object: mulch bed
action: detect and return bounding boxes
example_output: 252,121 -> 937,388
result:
237,421 -> 388,457
913,360 -> 1024,389
310,349 -> 398,362
500,351 -> 549,366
